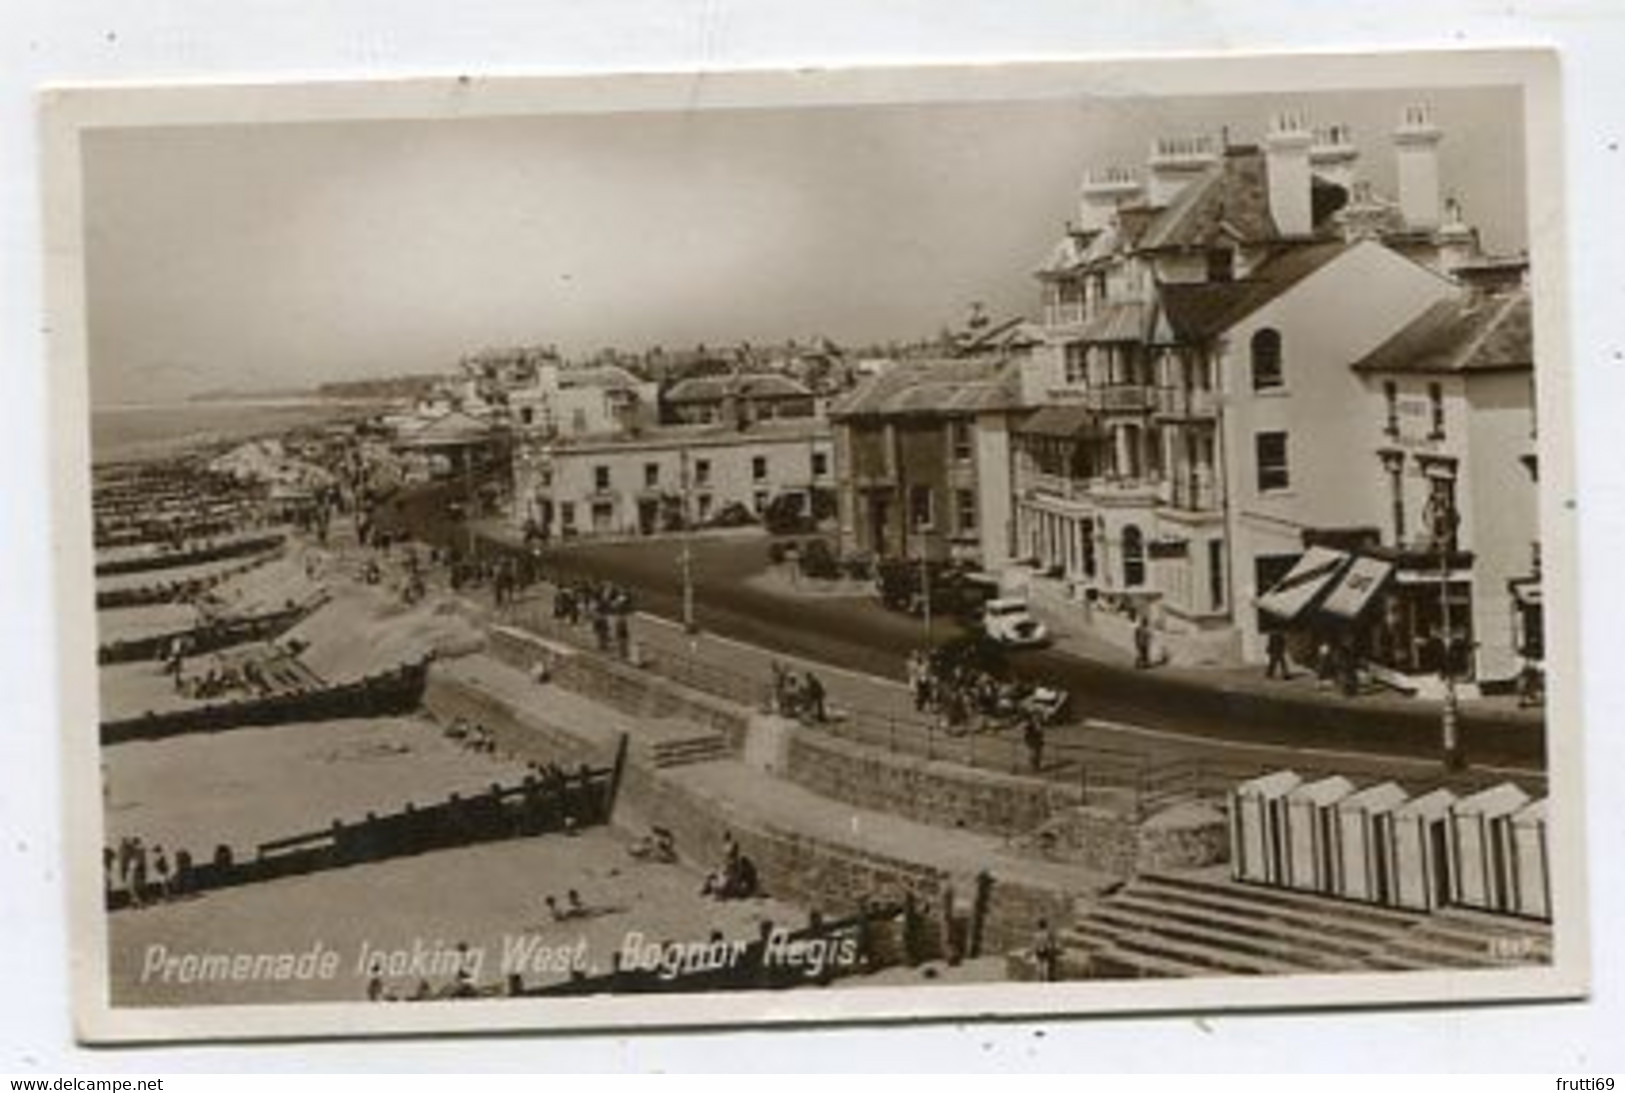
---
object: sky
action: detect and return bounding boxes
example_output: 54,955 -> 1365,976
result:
82,84 -> 1526,406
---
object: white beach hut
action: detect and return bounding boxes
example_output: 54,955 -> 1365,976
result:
1331,781 -> 1409,903
1509,798 -> 1551,920
1229,769 -> 1301,886
1283,775 -> 1356,893
1448,782 -> 1532,914
1383,787 -> 1458,912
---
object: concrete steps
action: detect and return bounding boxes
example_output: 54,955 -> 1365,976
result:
641,730 -> 730,769
1059,869 -> 1547,980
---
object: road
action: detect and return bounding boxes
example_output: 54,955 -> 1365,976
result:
374,486 -> 1547,774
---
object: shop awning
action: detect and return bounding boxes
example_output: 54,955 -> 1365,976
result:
1256,546 -> 1350,623
1320,556 -> 1395,621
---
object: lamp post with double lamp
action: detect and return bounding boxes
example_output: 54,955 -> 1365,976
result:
1428,476 -> 1465,774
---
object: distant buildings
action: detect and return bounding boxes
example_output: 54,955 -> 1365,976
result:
512,420 -> 833,539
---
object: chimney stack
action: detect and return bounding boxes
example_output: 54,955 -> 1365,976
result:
1264,110 -> 1314,237
1394,104 -> 1444,231
1076,166 -> 1143,232
1310,123 -> 1358,191
1146,135 -> 1218,206
1434,197 -> 1479,275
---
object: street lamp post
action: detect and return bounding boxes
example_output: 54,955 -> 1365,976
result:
1431,479 -> 1465,774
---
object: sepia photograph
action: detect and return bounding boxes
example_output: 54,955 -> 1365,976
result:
41,51 -> 1583,1043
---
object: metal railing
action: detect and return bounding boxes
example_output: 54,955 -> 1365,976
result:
493,588 -> 1547,821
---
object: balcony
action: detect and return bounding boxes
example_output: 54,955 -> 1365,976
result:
1154,386 -> 1219,419
1167,472 -> 1221,512
1027,471 -> 1090,503
1044,303 -> 1087,329
1081,385 -> 1154,414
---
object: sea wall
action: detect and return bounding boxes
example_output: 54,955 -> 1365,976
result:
616,758 -> 1072,955
487,625 -> 752,750
782,725 -> 1084,839
421,656 -> 623,772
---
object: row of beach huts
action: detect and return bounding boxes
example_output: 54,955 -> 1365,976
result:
1229,771 -> 1549,921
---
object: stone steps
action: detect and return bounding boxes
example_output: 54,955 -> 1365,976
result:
1099,891 -> 1382,969
1139,870 -> 1427,930
1059,869 -> 1553,980
1066,907 -> 1316,976
642,732 -> 730,769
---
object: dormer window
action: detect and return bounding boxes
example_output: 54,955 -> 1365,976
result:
1206,246 -> 1235,283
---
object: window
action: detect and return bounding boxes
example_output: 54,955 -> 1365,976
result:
811,451 -> 829,478
644,462 -> 660,488
1428,382 -> 1446,439
1250,328 -> 1284,391
520,406 -> 535,426
1122,525 -> 1146,588
950,420 -> 973,462
571,408 -> 588,434
559,502 -> 576,528
1255,432 -> 1290,492
696,494 -> 713,522
752,490 -> 770,514
1383,381 -> 1399,437
1381,450 -> 1407,545
955,488 -> 977,533
693,459 -> 711,486
593,465 -> 611,492
1063,342 -> 1087,385
1206,247 -> 1235,283
909,485 -> 934,530
752,455 -> 768,482
1208,539 -> 1226,611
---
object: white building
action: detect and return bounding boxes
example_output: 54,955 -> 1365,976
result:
513,420 -> 834,539
1010,104 -> 1531,685
507,363 -> 657,438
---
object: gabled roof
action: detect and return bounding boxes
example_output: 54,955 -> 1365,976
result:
560,364 -> 643,390
1350,290 -> 1532,376
665,373 -> 813,404
395,410 -> 495,447
829,356 -> 1025,418
1158,240 -> 1353,341
1137,148 -> 1278,252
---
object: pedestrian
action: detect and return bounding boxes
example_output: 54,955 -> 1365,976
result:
1133,613 -> 1153,670
150,844 -> 172,901
1265,629 -> 1291,680
1023,713 -> 1045,774
1033,917 -> 1060,982
803,672 -> 826,723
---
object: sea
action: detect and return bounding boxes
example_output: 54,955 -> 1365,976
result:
90,398 -> 381,465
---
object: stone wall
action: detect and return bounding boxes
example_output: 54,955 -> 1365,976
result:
782,725 -> 1084,839
488,625 -> 752,750
422,660 -> 621,772
617,759 -> 1067,955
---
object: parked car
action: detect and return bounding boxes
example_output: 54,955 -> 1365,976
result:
982,597 -> 1049,648
874,560 -> 999,622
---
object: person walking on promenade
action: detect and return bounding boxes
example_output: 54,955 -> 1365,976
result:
1265,628 -> 1292,680
803,672 -> 827,723
1133,613 -> 1154,670
1023,712 -> 1045,774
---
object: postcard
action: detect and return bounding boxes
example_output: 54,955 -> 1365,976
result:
40,48 -> 1584,1043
